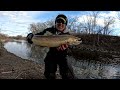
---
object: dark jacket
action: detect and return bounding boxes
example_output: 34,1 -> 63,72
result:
35,26 -> 70,59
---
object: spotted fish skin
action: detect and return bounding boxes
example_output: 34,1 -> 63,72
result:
32,35 -> 82,47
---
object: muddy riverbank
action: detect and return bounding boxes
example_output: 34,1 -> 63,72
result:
0,47 -> 61,79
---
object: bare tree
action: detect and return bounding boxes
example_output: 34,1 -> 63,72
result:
67,16 -> 80,33
45,20 -> 54,27
103,17 -> 115,35
95,16 -> 115,46
28,23 -> 38,34
28,19 -> 54,34
81,11 -> 100,34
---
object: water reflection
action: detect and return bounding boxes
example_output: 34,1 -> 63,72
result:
67,56 -> 120,79
29,45 -> 49,64
3,40 -> 120,79
4,40 -> 31,60
4,40 -> 49,64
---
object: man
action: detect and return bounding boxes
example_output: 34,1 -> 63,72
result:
27,14 -> 75,79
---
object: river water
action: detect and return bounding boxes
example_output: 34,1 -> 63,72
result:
3,40 -> 120,79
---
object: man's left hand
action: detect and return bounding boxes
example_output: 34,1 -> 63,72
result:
57,44 -> 68,51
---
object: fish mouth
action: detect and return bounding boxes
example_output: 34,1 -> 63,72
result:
77,38 -> 81,41
70,38 -> 82,46
76,38 -> 82,44
75,37 -> 81,42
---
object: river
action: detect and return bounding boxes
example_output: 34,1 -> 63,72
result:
3,40 -> 120,79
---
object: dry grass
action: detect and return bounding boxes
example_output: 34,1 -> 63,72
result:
69,34 -> 120,64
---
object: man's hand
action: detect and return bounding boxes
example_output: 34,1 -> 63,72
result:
57,44 -> 68,51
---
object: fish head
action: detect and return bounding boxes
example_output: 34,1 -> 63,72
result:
67,36 -> 82,46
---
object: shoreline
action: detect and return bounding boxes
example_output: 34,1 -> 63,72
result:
0,47 -> 61,79
0,47 -> 46,79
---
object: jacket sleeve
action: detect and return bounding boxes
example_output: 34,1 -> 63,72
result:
64,32 -> 70,35
58,32 -> 70,35
35,29 -> 49,35
26,28 -> 52,44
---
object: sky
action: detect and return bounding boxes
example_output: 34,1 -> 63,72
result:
0,11 -> 120,37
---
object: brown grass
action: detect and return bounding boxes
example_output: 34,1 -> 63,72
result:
69,33 -> 120,64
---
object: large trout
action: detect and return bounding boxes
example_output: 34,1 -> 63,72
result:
32,35 -> 82,47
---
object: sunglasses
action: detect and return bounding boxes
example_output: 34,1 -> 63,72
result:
56,19 -> 66,24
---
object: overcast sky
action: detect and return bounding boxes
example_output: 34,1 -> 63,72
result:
0,11 -> 120,37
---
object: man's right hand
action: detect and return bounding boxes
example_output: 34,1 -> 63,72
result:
57,44 -> 68,51
26,33 -> 34,44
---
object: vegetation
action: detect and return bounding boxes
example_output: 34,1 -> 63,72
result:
28,11 -> 115,36
69,33 -> 120,64
9,35 -> 26,40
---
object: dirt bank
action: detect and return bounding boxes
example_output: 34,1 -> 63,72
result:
0,47 -> 45,79
0,47 -> 61,79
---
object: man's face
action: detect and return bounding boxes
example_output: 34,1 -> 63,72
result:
55,18 -> 66,32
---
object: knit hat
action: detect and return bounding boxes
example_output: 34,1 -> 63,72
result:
55,14 -> 68,25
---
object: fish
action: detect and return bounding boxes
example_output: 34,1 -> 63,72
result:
32,35 -> 82,47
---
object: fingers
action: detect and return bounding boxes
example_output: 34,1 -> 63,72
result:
64,44 -> 68,48
57,44 -> 68,51
57,46 -> 61,51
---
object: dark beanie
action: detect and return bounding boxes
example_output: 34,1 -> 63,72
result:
55,14 -> 68,25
